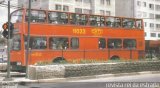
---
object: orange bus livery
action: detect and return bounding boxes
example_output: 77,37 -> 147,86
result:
10,9 -> 145,68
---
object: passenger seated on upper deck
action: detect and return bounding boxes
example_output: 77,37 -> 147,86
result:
130,22 -> 135,28
70,14 -> 78,25
113,22 -> 121,27
90,20 -> 97,26
100,20 -> 105,27
122,22 -> 128,28
30,11 -> 39,22
37,13 -> 46,22
137,23 -> 142,29
79,17 -> 87,25
57,13 -> 68,24
112,18 -> 121,27
108,42 -> 114,48
48,12 -> 59,24
122,19 -> 136,29
106,21 -> 113,27
61,18 -> 68,24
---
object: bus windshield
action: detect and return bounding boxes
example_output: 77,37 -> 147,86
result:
11,10 -> 23,23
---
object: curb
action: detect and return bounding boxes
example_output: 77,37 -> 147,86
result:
19,71 -> 160,83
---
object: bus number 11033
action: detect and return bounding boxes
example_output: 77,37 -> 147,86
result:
73,29 -> 86,35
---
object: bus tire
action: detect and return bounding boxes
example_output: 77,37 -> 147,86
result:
110,55 -> 120,60
52,57 -> 67,63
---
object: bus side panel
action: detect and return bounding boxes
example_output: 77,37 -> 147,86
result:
80,37 -> 108,61
11,51 -> 25,65
62,50 -> 84,62
108,50 -> 139,60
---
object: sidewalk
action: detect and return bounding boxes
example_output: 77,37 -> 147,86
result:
0,71 -> 159,83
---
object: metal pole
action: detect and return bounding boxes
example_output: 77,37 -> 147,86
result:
6,0 -> 11,79
26,0 -> 31,78
130,49 -> 132,60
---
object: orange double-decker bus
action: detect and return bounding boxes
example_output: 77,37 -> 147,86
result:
10,9 -> 145,68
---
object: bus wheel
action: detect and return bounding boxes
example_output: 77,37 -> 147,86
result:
52,57 -> 67,64
110,56 -> 120,60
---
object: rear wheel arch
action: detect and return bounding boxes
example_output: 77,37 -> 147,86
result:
110,55 -> 120,60
52,57 -> 67,63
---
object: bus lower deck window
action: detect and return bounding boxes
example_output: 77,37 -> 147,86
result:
71,38 -> 79,49
99,38 -> 106,49
123,39 -> 136,49
49,37 -> 69,50
108,39 -> 122,49
29,37 -> 47,49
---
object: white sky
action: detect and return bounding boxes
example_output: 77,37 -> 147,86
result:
0,0 -> 17,31
0,7 -> 8,31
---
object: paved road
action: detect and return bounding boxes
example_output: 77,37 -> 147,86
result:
18,74 -> 160,88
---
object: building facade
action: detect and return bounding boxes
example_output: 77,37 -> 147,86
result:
18,0 -> 115,16
116,0 -> 160,41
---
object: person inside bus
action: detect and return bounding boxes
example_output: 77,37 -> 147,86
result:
60,40 -> 68,50
106,21 -> 112,27
32,40 -> 38,49
116,42 -> 122,48
58,12 -> 68,24
31,11 -> 39,22
122,22 -> 128,28
114,22 -> 121,27
49,38 -> 57,49
70,14 -> 78,25
90,16 -> 98,26
137,23 -> 142,29
48,12 -> 58,24
130,22 -> 135,28
37,11 -> 46,22
39,39 -> 46,49
108,42 -> 115,49
113,18 -> 121,27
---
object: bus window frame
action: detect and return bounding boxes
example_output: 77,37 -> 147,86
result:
48,11 -> 69,24
49,37 -> 69,50
105,16 -> 122,28
136,19 -> 143,29
123,39 -> 137,49
25,36 -> 47,50
107,38 -> 122,49
48,11 -> 59,24
15,8 -> 144,30
122,18 -> 136,29
71,37 -> 79,49
25,9 -> 47,23
99,38 -> 106,49
89,15 -> 105,27
69,13 -> 88,26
